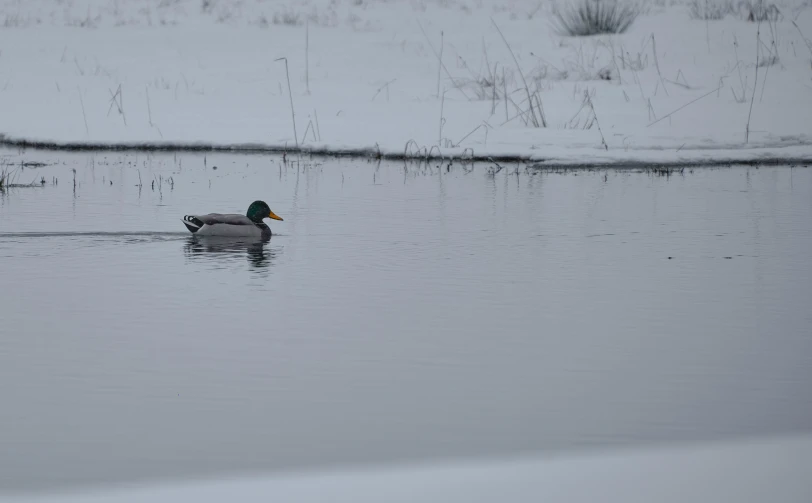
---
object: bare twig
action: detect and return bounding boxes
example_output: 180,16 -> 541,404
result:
275,57 -> 298,148
584,90 -> 608,150
790,20 -> 812,57
486,157 -> 503,175
427,145 -> 442,160
438,88 -> 446,145
77,87 -> 89,136
302,121 -> 314,144
145,85 -> 163,139
404,139 -> 421,157
371,79 -> 396,101
456,123 -> 488,146
305,21 -> 311,95
490,62 -> 498,115
503,66 -> 508,122
533,92 -> 547,127
647,85 -> 722,127
437,31 -> 443,98
746,21 -> 761,143
107,84 -> 127,126
605,40 -> 623,85
416,20 -> 470,100
651,34 -> 669,96
491,17 -> 544,127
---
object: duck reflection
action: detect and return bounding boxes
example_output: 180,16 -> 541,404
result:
183,236 -> 277,270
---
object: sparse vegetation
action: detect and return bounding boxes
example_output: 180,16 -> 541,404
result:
275,57 -> 299,148
272,9 -> 302,26
689,0 -> 734,20
742,0 -> 782,22
0,0 -> 809,165
689,0 -> 782,21
0,164 -> 48,191
492,18 -> 547,127
553,0 -> 640,37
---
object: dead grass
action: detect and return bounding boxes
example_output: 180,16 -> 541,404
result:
272,9 -> 303,26
552,0 -> 640,37
741,0 -> 782,22
689,0 -> 735,20
688,0 -> 781,21
0,165 -> 47,190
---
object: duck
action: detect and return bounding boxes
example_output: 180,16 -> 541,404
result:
181,200 -> 283,238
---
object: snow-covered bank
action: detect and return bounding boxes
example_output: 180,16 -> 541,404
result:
2,133 -> 812,167
1,0 -> 811,164
3,434 -> 811,503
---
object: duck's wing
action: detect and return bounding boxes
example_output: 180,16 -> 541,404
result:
182,213 -> 257,233
193,213 -> 256,226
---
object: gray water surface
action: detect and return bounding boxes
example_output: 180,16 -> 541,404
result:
1,153 -> 811,494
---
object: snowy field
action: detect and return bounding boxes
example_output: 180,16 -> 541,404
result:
3,434 -> 812,503
0,0 -> 810,164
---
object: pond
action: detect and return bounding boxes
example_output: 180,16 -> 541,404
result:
1,152 -> 811,494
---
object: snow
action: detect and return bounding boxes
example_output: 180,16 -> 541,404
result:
1,2 -> 811,498
3,434 -> 811,503
0,0 -> 811,165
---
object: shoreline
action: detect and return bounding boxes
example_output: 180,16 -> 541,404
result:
2,135 -> 810,169
1,2 -> 810,172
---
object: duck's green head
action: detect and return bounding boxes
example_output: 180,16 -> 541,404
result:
246,200 -> 283,223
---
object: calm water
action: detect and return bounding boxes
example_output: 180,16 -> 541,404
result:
1,152 -> 811,494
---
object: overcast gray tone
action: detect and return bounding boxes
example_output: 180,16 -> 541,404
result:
1,153 -> 811,495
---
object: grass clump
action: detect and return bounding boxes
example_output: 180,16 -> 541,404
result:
741,0 -> 782,22
0,165 -> 17,190
553,0 -> 639,37
0,166 -> 45,190
272,9 -> 303,26
691,0 -> 782,22
688,0 -> 734,20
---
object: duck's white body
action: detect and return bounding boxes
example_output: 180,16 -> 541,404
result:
182,213 -> 272,238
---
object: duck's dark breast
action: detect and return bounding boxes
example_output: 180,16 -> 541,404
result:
256,223 -> 272,238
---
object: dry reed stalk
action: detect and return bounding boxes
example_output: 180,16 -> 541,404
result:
437,31 -> 443,98
651,34 -> 669,96
491,18 -> 544,127
417,20 -> 470,100
745,21 -> 761,143
647,85 -> 722,127
305,21 -> 310,95
275,57 -> 299,148
77,87 -> 89,136
584,90 -> 608,150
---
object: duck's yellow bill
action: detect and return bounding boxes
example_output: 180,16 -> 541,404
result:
269,211 -> 283,221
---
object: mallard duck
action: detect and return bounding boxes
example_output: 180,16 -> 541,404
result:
181,200 -> 283,238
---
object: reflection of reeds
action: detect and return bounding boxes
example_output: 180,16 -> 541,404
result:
0,165 -> 46,190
